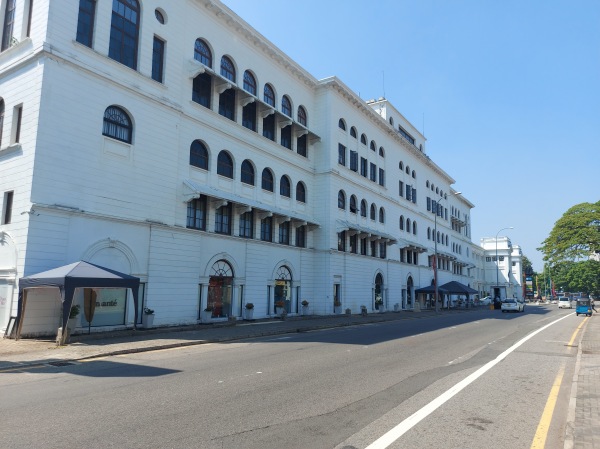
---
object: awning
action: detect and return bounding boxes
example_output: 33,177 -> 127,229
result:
183,179 -> 320,227
336,220 -> 397,244
415,284 -> 449,294
397,238 -> 428,253
439,281 -> 478,294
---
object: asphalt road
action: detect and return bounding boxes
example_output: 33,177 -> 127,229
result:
0,305 -> 580,449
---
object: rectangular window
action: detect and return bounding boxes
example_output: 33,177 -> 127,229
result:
370,240 -> 377,257
261,217 -> 273,242
239,211 -> 253,238
338,144 -> 346,166
349,151 -> 358,172
280,125 -> 292,149
192,73 -> 211,108
427,197 -> 431,211
26,0 -> 34,38
399,181 -> 404,197
242,103 -> 257,132
398,126 -> 415,145
76,0 -> 96,47
279,221 -> 290,245
379,242 -> 386,259
400,249 -> 406,263
13,105 -> 22,143
151,36 -> 165,83
186,196 -> 207,230
360,157 -> 367,177
412,188 -> 417,204
295,225 -> 306,248
378,168 -> 385,186
218,89 -> 235,121
262,114 -> 275,141
369,163 -> 377,182
1,0 -> 15,52
296,134 -> 307,157
349,234 -> 357,254
2,190 -> 13,225
337,231 -> 346,252
360,237 -> 367,255
215,204 -> 232,235
406,184 -> 412,201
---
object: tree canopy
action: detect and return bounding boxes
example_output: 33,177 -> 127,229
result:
538,201 -> 600,265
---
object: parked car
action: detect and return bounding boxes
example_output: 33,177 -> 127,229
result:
558,297 -> 572,309
501,299 -> 524,313
479,296 -> 492,305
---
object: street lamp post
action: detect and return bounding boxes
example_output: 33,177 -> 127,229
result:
433,192 -> 461,312
495,226 -> 514,301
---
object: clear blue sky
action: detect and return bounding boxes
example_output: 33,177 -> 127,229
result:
221,0 -> 600,272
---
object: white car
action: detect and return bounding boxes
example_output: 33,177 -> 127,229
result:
479,296 -> 493,305
558,297 -> 572,309
501,299 -> 524,313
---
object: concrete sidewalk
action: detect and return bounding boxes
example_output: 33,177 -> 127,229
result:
1,307 -> 598,448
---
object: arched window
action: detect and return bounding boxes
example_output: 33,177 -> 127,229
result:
155,9 -> 165,24
370,141 -> 376,151
241,160 -> 255,185
297,106 -> 307,126
296,182 -> 306,203
102,105 -> 132,143
217,151 -> 233,178
406,165 -> 410,175
194,38 -> 212,67
399,161 -> 404,170
427,227 -> 431,240
338,191 -> 346,210
379,147 -> 385,157
243,70 -> 256,95
370,203 -> 376,220
379,207 -> 385,223
338,118 -> 346,130
350,127 -> 357,138
220,56 -> 236,81
406,218 -> 411,231
190,140 -> 209,170
350,195 -> 357,214
108,0 -> 140,70
360,200 -> 367,217
264,83 -> 275,107
399,216 -> 404,230
280,176 -> 291,197
389,117 -> 394,126
262,168 -> 274,192
281,95 -> 292,117
413,221 -> 417,235
207,260 -> 234,318
360,134 -> 367,145
412,170 -> 416,179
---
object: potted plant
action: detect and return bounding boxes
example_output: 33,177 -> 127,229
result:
301,299 -> 309,315
68,304 -> 80,331
275,300 -> 285,316
245,302 -> 254,320
142,307 -> 155,328
375,295 -> 384,312
201,305 -> 213,322
333,299 -> 342,314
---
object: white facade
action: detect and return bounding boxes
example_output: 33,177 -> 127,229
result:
479,237 -> 523,300
1,0 -> 498,336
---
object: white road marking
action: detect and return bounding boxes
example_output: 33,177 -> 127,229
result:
365,313 -> 573,449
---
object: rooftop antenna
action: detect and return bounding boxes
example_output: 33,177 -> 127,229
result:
422,112 -> 425,136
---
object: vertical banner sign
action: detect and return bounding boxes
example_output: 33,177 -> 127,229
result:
525,276 -> 533,297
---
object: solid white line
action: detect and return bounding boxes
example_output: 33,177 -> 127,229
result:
365,313 -> 573,449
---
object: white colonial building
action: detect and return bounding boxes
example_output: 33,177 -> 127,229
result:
479,237 -> 523,300
1,0 -> 505,337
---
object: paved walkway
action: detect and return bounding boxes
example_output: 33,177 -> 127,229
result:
1,307 -> 598,447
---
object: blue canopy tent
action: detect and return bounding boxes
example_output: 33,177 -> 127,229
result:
13,261 -> 140,340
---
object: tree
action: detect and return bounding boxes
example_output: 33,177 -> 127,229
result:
538,201 -> 600,265
552,260 -> 600,298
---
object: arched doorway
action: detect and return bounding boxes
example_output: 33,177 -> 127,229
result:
274,266 -> 292,314
407,276 -> 414,308
208,260 -> 234,318
375,273 -> 384,310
